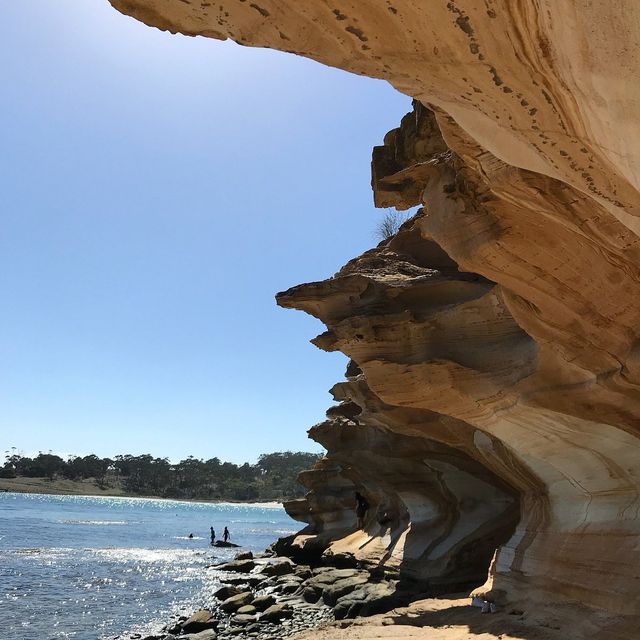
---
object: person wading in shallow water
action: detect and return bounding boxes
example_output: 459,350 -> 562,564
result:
210,527 -> 216,544
355,491 -> 369,530
223,526 -> 230,543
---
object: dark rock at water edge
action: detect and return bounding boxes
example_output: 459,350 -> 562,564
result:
182,609 -> 218,634
215,559 -> 256,573
141,533 -> 432,640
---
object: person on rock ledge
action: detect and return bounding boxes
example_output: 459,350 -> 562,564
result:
210,526 -> 215,544
223,526 -> 230,543
355,491 -> 369,529
376,503 -> 394,529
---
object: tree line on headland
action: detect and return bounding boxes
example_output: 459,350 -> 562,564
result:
0,450 -> 322,501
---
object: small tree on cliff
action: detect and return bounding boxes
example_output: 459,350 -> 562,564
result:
375,209 -> 407,240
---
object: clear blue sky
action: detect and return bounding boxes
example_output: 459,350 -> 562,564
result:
0,2 -> 410,463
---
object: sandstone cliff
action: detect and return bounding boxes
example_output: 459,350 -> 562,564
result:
107,1 -> 640,636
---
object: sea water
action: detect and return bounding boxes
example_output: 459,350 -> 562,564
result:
0,492 -> 299,639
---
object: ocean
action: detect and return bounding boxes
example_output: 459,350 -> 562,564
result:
0,492 -> 299,639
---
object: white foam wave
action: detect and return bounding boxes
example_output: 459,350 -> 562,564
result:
60,520 -> 129,526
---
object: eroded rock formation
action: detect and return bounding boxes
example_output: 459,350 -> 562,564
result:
284,380 -> 520,593
107,1 -> 640,635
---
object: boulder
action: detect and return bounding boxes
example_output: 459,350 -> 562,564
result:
251,595 -> 275,611
321,550 -> 358,569
181,609 -> 216,634
275,574 -> 302,585
306,568 -> 365,590
260,604 -> 293,623
333,581 -> 400,619
302,587 -> 320,603
236,605 -> 257,615
270,533 -> 325,566
230,613 -> 256,626
293,565 -> 313,580
214,585 -> 242,600
277,581 -> 302,595
322,574 -> 370,607
234,550 -> 254,561
183,631 -> 217,640
215,559 -> 255,573
220,591 -> 253,613
257,558 -> 294,577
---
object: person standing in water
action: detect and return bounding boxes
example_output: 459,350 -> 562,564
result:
210,527 -> 216,544
223,526 -> 230,543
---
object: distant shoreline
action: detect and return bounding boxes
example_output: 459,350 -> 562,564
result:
0,476 -> 284,506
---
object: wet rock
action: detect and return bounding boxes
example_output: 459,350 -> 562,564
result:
214,585 -> 242,600
260,604 -> 293,623
222,575 -> 265,587
220,591 -> 254,613
251,595 -> 275,611
234,551 -> 254,561
182,609 -> 217,634
215,559 -> 255,573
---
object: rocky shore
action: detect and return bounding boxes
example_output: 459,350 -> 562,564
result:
117,540 -> 580,640
121,542 -> 433,640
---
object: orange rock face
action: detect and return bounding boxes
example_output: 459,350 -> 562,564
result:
108,0 -> 640,633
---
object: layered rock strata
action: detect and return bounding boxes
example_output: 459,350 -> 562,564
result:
106,1 -> 640,635
276,176 -> 640,626
286,403 -> 519,592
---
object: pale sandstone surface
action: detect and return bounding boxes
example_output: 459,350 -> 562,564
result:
291,594 -> 630,640
105,1 -> 640,638
109,0 -> 640,228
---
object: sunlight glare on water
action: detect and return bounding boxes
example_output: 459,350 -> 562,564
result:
0,493 -> 298,639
